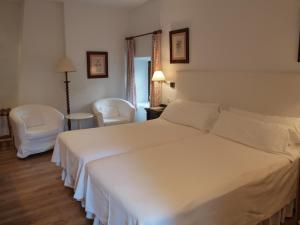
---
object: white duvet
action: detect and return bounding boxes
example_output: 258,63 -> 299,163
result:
51,119 -> 204,200
85,134 -> 299,225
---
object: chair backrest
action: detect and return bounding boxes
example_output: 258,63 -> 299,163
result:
93,99 -> 119,118
93,98 -> 134,117
94,98 -> 131,107
10,104 -> 63,128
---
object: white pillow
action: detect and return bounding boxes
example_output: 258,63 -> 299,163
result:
161,99 -> 220,131
101,105 -> 119,118
21,113 -> 44,128
229,107 -> 300,144
212,111 -> 289,153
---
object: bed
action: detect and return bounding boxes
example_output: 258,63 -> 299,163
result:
82,70 -> 300,225
85,133 -> 299,225
53,70 -> 300,224
51,117 -> 209,201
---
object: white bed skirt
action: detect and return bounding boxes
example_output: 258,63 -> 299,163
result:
61,169 -> 75,188
89,199 -> 295,225
258,199 -> 295,225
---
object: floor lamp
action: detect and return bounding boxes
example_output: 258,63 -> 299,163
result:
56,57 -> 76,130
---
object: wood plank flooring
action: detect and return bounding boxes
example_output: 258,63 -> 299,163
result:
0,142 -> 92,225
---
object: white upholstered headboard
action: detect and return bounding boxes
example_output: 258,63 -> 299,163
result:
176,70 -> 300,117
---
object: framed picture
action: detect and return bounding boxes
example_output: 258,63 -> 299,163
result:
169,28 -> 189,63
86,51 -> 108,79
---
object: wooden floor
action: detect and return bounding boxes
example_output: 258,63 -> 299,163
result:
0,142 -> 92,225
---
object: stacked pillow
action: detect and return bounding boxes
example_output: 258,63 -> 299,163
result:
212,108 -> 300,153
161,99 -> 300,153
229,108 -> 300,144
161,99 -> 220,131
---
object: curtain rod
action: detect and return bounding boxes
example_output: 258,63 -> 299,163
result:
125,30 -> 162,40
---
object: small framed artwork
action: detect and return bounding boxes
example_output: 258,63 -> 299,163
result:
86,51 -> 108,79
169,28 -> 189,63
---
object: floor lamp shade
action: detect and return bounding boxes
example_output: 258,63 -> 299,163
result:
56,57 -> 76,130
56,57 -> 76,73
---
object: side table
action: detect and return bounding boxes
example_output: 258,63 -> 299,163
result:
65,113 -> 94,130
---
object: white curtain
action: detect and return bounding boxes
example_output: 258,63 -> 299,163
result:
126,39 -> 137,108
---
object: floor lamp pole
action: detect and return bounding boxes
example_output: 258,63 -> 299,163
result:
64,72 -> 71,130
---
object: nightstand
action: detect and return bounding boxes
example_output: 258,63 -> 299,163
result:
145,105 -> 167,120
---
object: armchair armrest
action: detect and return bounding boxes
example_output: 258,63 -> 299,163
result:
92,105 -> 105,127
43,109 -> 65,132
9,112 -> 27,146
118,101 -> 136,122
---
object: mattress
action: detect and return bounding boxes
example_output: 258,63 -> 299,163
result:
85,134 -> 299,225
51,119 -> 204,201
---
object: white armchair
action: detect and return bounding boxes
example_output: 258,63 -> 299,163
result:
92,98 -> 135,127
9,104 -> 64,158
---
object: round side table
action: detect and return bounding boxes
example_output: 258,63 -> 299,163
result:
65,113 -> 94,130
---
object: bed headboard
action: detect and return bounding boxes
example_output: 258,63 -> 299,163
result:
176,70 -> 300,117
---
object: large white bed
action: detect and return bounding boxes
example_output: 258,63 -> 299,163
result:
52,70 -> 300,225
51,118 -> 206,200
85,134 -> 299,225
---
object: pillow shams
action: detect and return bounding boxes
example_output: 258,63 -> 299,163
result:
212,111 -> 289,153
229,107 -> 300,144
161,99 -> 220,131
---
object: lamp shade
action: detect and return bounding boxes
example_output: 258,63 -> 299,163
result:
56,57 -> 76,73
152,71 -> 166,82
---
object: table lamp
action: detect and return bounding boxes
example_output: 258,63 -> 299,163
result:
152,71 -> 166,82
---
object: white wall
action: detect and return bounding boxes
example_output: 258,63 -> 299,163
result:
64,1 -> 129,114
2,0 -> 129,130
2,0 -> 299,129
129,0 -> 300,103
0,0 -> 22,109
0,0 -> 130,131
128,0 -> 161,57
18,0 -> 66,112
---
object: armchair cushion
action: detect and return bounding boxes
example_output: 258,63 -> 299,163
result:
21,113 -> 44,128
26,125 -> 59,140
101,105 -> 119,118
104,117 -> 130,126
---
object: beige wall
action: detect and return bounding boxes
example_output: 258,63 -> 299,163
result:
1,0 -> 299,121
0,0 -> 130,130
18,0 -> 66,112
128,0 -> 161,57
129,0 -> 300,103
0,1 -> 22,135
64,1 -> 128,113
0,0 -> 22,108
5,0 -> 129,117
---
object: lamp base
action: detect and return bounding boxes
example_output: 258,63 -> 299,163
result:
64,72 -> 71,130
